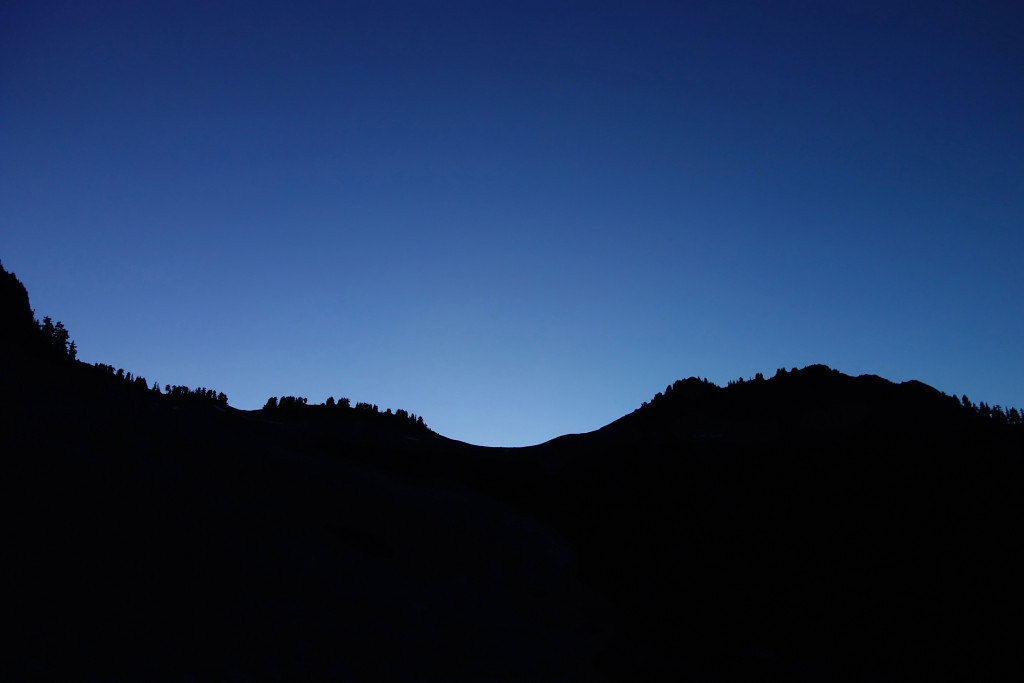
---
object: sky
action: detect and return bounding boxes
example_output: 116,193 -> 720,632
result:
2,0 -> 1022,446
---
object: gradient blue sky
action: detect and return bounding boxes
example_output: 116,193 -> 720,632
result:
3,1 -> 1022,446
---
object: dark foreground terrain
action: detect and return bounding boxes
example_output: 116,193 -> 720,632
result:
3,263 -> 1022,681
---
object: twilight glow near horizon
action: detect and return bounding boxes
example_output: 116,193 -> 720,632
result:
2,1 -> 1022,446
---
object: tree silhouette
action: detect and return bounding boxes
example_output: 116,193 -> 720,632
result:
0,259 -> 36,350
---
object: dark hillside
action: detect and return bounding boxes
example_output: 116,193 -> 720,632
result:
1,264 -> 602,681
518,368 -> 1022,679
2,260 -> 1021,681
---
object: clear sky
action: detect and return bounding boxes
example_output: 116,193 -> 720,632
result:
3,1 -> 1022,446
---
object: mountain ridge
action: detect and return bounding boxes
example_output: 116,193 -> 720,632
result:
3,257 -> 1021,681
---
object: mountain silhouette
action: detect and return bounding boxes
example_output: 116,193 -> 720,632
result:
2,259 -> 1021,681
